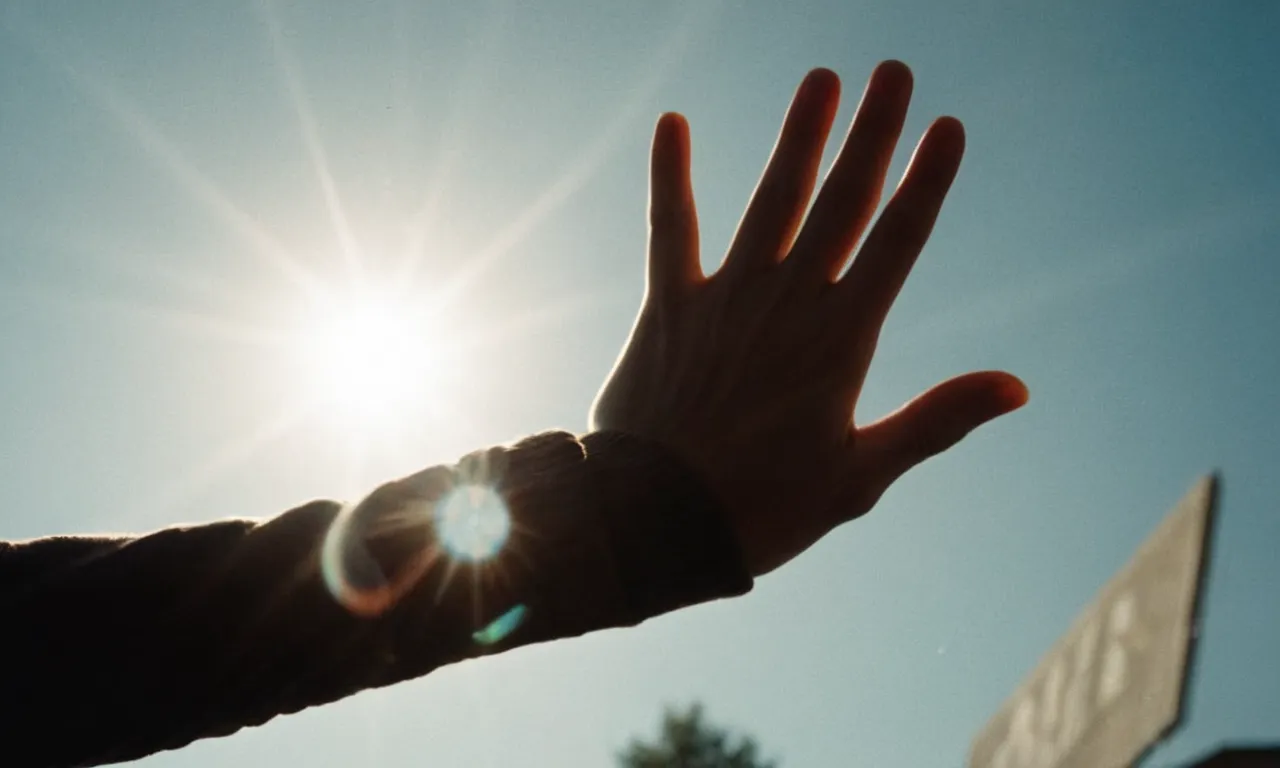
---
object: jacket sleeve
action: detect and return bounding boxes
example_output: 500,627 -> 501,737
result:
0,430 -> 752,768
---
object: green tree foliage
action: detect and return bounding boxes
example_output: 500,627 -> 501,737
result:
618,703 -> 778,768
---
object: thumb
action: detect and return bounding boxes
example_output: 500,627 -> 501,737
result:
856,370 -> 1028,489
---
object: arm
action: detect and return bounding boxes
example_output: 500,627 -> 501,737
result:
1,431 -> 750,768
3,60 -> 1029,768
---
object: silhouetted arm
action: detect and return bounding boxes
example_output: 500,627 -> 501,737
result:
0,430 -> 750,768
2,58 -> 1033,768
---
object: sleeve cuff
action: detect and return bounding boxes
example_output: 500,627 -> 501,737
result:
578,430 -> 752,624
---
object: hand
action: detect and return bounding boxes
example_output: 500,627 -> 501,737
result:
591,61 -> 1028,577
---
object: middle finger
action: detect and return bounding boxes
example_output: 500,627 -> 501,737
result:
785,60 -> 914,283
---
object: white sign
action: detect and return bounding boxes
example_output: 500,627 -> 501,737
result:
968,475 -> 1219,768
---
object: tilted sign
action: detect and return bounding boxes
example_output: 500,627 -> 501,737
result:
969,475 -> 1220,768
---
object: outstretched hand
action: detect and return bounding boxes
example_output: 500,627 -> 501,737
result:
591,61 -> 1028,577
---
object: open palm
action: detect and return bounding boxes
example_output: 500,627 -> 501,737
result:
592,61 -> 1028,576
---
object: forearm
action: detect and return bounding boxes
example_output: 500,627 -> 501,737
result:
0,430 -> 751,768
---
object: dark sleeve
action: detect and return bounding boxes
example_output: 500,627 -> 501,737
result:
0,430 -> 752,768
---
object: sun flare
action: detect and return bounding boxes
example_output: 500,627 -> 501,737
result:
293,285 -> 448,434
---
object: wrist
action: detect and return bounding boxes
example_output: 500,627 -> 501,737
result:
578,430 -> 753,621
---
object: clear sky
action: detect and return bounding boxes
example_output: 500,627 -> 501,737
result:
1,1 -> 1277,766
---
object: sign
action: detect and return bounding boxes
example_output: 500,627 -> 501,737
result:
968,475 -> 1220,768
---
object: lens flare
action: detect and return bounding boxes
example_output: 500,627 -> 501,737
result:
321,469 -> 513,617
473,604 -> 528,645
320,468 -> 453,617
321,494 -> 437,618
435,484 -> 511,562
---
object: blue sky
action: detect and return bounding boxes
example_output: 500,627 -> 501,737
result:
1,1 -> 1277,766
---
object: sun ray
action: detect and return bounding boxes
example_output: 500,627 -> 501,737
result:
87,96 -> 317,295
393,1 -> 509,288
4,16 -> 323,298
423,2 -> 724,316
471,561 -> 484,631
0,271 -> 291,350
78,296 -> 293,348
3,227 -> 271,327
130,397 -> 317,528
0,5 -> 711,547
443,290 -> 624,354
16,229 -> 182,298
257,0 -> 365,282
92,396 -> 314,527
100,249 -> 266,316
434,558 -> 462,606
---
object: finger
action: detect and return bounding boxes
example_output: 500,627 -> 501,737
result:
648,112 -> 701,296
721,68 -> 840,274
787,60 -> 914,282
838,116 -> 965,324
854,371 -> 1028,490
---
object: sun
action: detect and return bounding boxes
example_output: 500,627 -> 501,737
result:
293,283 -> 449,435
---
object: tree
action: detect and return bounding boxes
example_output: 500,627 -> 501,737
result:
618,703 -> 778,768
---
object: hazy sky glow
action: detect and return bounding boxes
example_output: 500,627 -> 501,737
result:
1,2 -> 1277,766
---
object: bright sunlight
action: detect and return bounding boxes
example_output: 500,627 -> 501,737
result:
293,285 -> 449,434
23,0 -> 615,517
